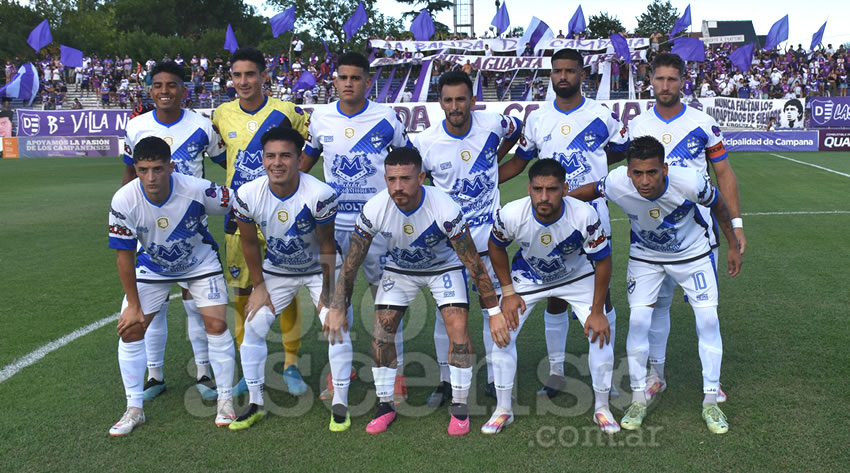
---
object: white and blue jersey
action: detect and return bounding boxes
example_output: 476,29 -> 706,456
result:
232,173 -> 341,276
355,187 -> 467,274
597,166 -> 718,264
305,100 -> 412,232
123,109 -> 225,178
490,196 -> 610,289
415,111 -> 521,250
108,173 -> 232,282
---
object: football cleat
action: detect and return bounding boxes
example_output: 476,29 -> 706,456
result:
702,404 -> 729,434
620,401 -> 647,430
329,404 -> 351,432
228,403 -> 265,431
196,375 -> 218,401
365,402 -> 396,435
480,409 -> 513,435
593,407 -> 621,434
215,398 -> 236,427
282,365 -> 308,396
109,407 -> 145,436
142,378 -> 166,402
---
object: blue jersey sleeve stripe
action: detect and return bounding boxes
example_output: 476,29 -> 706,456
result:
234,214 -> 253,223
304,144 -> 321,158
490,233 -> 512,247
709,152 -> 728,163
123,154 -> 134,166
507,117 -> 522,140
315,215 -> 335,225
108,237 -> 137,250
587,243 -> 611,261
515,148 -> 537,161
354,226 -> 373,239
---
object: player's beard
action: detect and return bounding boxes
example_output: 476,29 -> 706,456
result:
553,82 -> 580,100
655,89 -> 681,108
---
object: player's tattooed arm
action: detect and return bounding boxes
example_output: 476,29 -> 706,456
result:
372,307 -> 405,368
498,155 -> 530,183
330,231 -> 373,310
710,190 -> 742,277
315,220 -> 337,310
451,230 -> 499,309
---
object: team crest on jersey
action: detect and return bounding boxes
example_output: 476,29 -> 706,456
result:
331,154 -> 376,182
649,208 -> 661,219
267,236 -> 305,256
686,136 -> 702,157
277,210 -> 289,223
229,265 -> 241,278
344,128 -> 355,139
163,136 -> 173,146
627,277 -> 636,294
661,133 -> 673,145
560,124 -> 571,135
403,224 -> 414,235
148,241 -> 193,266
235,149 -> 266,181
370,132 -> 384,149
382,275 -> 395,291
451,175 -> 495,212
637,229 -> 680,251
554,151 -> 591,188
540,234 -> 552,245
461,150 -> 472,162
584,131 -> 598,148
157,217 -> 169,229
247,121 -> 259,132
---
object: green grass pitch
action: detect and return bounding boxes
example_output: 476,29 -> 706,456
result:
0,151 -> 848,472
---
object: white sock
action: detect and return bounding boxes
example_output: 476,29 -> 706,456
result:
544,309 -> 569,376
241,306 -> 275,406
588,326 -> 614,409
184,299 -> 210,379
144,303 -> 168,381
703,393 -> 717,406
693,306 -> 723,397
648,281 -> 674,379
449,365 -> 472,405
118,339 -> 146,409
491,338 -> 517,402
627,305 -> 653,404
594,390 -> 610,410
372,366 -> 397,403
207,331 -> 236,400
480,308 -> 494,383
606,306 -> 617,351
395,317 -> 404,371
433,308 -> 450,382
322,305 -> 353,407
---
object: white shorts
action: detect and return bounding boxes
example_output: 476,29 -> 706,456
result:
336,229 -> 387,285
626,253 -> 719,309
122,274 -> 228,315
375,268 -> 469,308
515,272 -> 597,325
264,269 -> 336,312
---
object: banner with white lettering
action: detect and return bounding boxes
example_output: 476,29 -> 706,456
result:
15,110 -> 130,137
369,37 -> 649,53
2,136 -> 119,158
704,97 -> 806,129
724,131 -> 818,151
808,97 -> 850,128
370,51 -> 647,71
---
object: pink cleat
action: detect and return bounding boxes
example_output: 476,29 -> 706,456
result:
448,415 -> 470,436
365,404 -> 396,435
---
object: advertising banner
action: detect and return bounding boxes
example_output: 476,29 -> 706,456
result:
704,97 -> 806,129
15,109 -> 130,137
724,131 -> 818,152
2,135 -> 119,158
369,37 -> 649,53
370,51 -> 647,70
808,97 -> 850,128
818,129 -> 850,151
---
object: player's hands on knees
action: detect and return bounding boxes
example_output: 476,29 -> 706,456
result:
489,312 -> 510,348
500,294 -> 525,330
734,228 -> 747,255
727,244 -> 742,277
117,305 -> 145,337
322,307 -> 348,345
246,283 -> 274,322
584,311 -> 610,348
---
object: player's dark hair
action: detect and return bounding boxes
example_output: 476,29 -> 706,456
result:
150,61 -> 185,86
651,53 -> 686,78
784,98 -> 803,117
230,48 -> 266,74
528,158 -> 566,182
627,135 -> 666,165
261,126 -> 305,153
385,146 -> 422,170
551,48 -> 584,66
438,70 -> 473,97
337,52 -> 370,75
133,136 -> 171,163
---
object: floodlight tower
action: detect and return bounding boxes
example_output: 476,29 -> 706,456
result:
453,0 -> 475,37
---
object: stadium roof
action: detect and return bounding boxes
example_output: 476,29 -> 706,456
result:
701,20 -> 760,48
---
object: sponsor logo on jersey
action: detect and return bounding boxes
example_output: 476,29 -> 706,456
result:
332,154 -> 377,182
137,225 -> 149,233
316,193 -> 337,212
555,150 -> 591,187
403,224 -> 414,235
649,208 -> 661,219
540,233 -> 552,245
560,124 -> 571,135
359,213 -> 373,229
443,211 -> 463,233
277,210 -> 289,223
627,276 -> 636,294
235,193 -> 249,211
229,132 -> 237,138
662,133 -> 672,144
588,233 -> 606,248
339,201 -> 365,212
321,135 -> 334,143
440,162 -> 452,170
696,293 -> 709,301
444,291 -> 455,298
586,220 -> 600,234
110,206 -> 126,220
711,125 -> 722,137
124,144 -> 133,156
267,236 -> 305,256
543,134 -> 552,142
344,128 -> 355,139
235,149 -> 266,181
157,217 -> 169,229
148,241 -> 192,265
461,150 -> 472,162
108,224 -> 134,237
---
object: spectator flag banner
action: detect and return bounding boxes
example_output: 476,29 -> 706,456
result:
810,20 -> 827,52
567,6 -> 586,38
224,24 -> 239,53
671,37 -> 705,62
729,43 -> 755,71
763,15 -> 789,50
59,45 -> 84,68
0,63 -> 39,105
410,9 -> 436,42
516,17 -> 554,56
270,7 -> 296,38
27,19 -> 52,53
369,37 -> 649,53
609,33 -> 631,64
293,71 -> 316,91
490,1 -> 510,36
669,4 -> 691,39
322,38 -> 330,55
344,1 -> 369,42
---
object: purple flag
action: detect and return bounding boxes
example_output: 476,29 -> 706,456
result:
671,37 -> 705,62
376,66 -> 397,102
59,45 -> 84,68
321,38 -> 330,55
763,15 -> 788,50
0,63 -> 39,105
669,4 -> 691,39
730,43 -> 755,72
810,20 -> 827,52
344,1 -> 368,42
609,33 -> 631,64
293,71 -> 316,91
516,17 -> 554,56
490,1 -> 510,36
410,9 -> 436,42
270,7 -> 296,38
27,19 -> 52,53
224,24 -> 239,53
567,6 -> 586,37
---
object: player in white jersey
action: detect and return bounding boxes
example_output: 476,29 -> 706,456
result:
302,52 -> 413,403
107,137 -> 236,436
227,126 -> 353,432
499,48 -> 628,399
121,61 -> 227,403
414,70 -> 522,406
324,147 -> 501,437
628,53 -> 746,404
568,136 -> 742,434
485,159 -> 617,435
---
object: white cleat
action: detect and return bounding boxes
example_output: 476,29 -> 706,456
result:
109,407 -> 145,436
215,398 -> 236,427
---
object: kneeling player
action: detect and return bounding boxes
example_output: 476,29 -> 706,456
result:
108,137 -> 236,436
228,127 -> 353,432
324,147 -> 501,436
486,159 -> 617,434
568,136 -> 742,434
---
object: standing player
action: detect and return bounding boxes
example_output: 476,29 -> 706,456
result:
324,148 -> 501,436
228,127 -> 353,432
628,53 -> 746,403
301,52 -> 412,403
486,159 -> 617,435
122,60 -> 226,402
568,135 -> 742,434
413,70 -> 522,406
213,48 -> 310,395
499,48 -> 627,398
108,137 -> 236,436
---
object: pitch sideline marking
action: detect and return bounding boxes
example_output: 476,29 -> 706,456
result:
769,153 -> 850,179
0,293 -> 180,384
